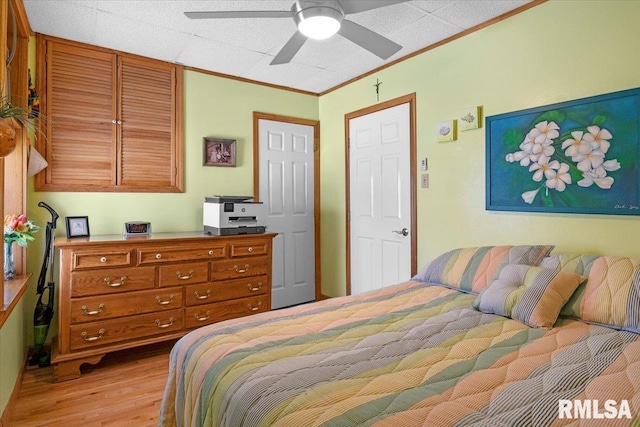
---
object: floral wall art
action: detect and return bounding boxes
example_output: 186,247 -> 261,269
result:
486,87 -> 640,215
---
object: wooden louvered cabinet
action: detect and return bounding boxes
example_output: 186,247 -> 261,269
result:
35,35 -> 183,192
52,232 -> 275,381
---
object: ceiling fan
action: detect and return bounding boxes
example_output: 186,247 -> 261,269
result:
184,0 -> 409,65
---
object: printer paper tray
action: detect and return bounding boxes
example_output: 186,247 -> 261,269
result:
204,226 -> 266,236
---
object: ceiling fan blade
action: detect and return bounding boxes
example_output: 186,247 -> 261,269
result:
184,10 -> 293,19
270,32 -> 307,65
338,20 -> 402,60
340,0 -> 410,15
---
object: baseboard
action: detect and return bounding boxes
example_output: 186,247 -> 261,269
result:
318,293 -> 331,300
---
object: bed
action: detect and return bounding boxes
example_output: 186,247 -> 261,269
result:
159,245 -> 640,426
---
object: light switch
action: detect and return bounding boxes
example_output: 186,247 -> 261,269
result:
421,174 -> 429,188
420,158 -> 428,171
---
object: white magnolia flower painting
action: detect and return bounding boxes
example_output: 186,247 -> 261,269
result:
486,88 -> 640,215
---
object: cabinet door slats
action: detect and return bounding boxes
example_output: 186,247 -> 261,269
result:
118,57 -> 175,187
47,42 -> 117,186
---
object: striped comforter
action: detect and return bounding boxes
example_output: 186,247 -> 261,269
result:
159,281 -> 640,427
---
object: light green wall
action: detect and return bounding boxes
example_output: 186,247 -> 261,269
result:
0,299 -> 27,418
319,0 -> 640,297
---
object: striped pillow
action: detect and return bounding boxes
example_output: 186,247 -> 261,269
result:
542,254 -> 640,332
415,245 -> 554,294
473,265 -> 584,329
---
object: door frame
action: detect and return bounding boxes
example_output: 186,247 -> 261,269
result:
344,93 -> 417,296
253,112 -> 322,302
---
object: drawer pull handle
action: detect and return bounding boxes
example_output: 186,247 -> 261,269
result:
247,282 -> 262,292
104,276 -> 127,287
81,329 -> 105,341
194,290 -> 211,300
248,301 -> 262,311
100,257 -> 107,263
155,318 -> 174,328
81,303 -> 105,316
155,253 -> 162,259
176,270 -> 194,280
248,247 -> 253,253
155,295 -> 174,305
235,264 -> 250,273
208,250 -> 214,256
194,311 -> 211,322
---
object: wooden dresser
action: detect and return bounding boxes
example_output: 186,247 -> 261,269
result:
52,232 -> 275,381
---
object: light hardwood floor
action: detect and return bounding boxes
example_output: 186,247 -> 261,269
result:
8,340 -> 177,427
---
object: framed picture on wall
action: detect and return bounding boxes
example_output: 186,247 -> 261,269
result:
486,87 -> 640,215
203,137 -> 236,167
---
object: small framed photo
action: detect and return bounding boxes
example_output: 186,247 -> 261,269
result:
203,137 -> 236,167
65,216 -> 90,239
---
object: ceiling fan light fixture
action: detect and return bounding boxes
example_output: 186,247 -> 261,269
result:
298,15 -> 340,40
294,3 -> 343,40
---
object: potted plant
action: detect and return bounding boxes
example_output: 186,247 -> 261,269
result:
0,91 -> 35,157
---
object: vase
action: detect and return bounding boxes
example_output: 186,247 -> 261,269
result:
0,118 -> 18,158
4,242 -> 16,281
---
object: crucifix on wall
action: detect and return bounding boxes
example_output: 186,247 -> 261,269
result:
373,78 -> 382,101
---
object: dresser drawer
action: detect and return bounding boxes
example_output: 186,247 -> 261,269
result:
185,295 -> 269,329
70,287 -> 183,323
158,261 -> 208,287
138,244 -> 226,265
211,256 -> 270,281
72,249 -> 134,270
70,266 -> 156,297
229,241 -> 269,258
185,275 -> 268,306
69,309 -> 183,351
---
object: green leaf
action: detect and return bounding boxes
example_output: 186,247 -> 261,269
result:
592,115 -> 607,127
540,189 -> 554,207
533,110 -> 566,125
503,129 -> 524,148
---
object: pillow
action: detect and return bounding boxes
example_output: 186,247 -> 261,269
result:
543,253 -> 640,332
540,253 -> 599,319
414,245 -> 554,294
473,264 -> 584,329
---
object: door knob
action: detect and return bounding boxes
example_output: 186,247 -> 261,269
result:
392,228 -> 409,236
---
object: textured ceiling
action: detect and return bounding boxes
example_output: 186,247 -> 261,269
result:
23,0 -> 534,94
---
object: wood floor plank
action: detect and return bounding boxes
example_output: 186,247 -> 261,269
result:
8,340 -> 176,426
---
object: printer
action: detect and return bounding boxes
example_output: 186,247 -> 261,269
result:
203,196 -> 266,235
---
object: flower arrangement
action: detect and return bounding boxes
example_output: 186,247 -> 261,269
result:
505,120 -> 620,205
4,214 -> 40,246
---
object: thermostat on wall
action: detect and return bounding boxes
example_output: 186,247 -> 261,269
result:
124,221 -> 152,237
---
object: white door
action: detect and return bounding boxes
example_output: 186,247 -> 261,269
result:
349,103 -> 412,295
259,119 -> 316,309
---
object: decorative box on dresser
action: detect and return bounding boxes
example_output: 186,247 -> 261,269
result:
52,232 -> 275,381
